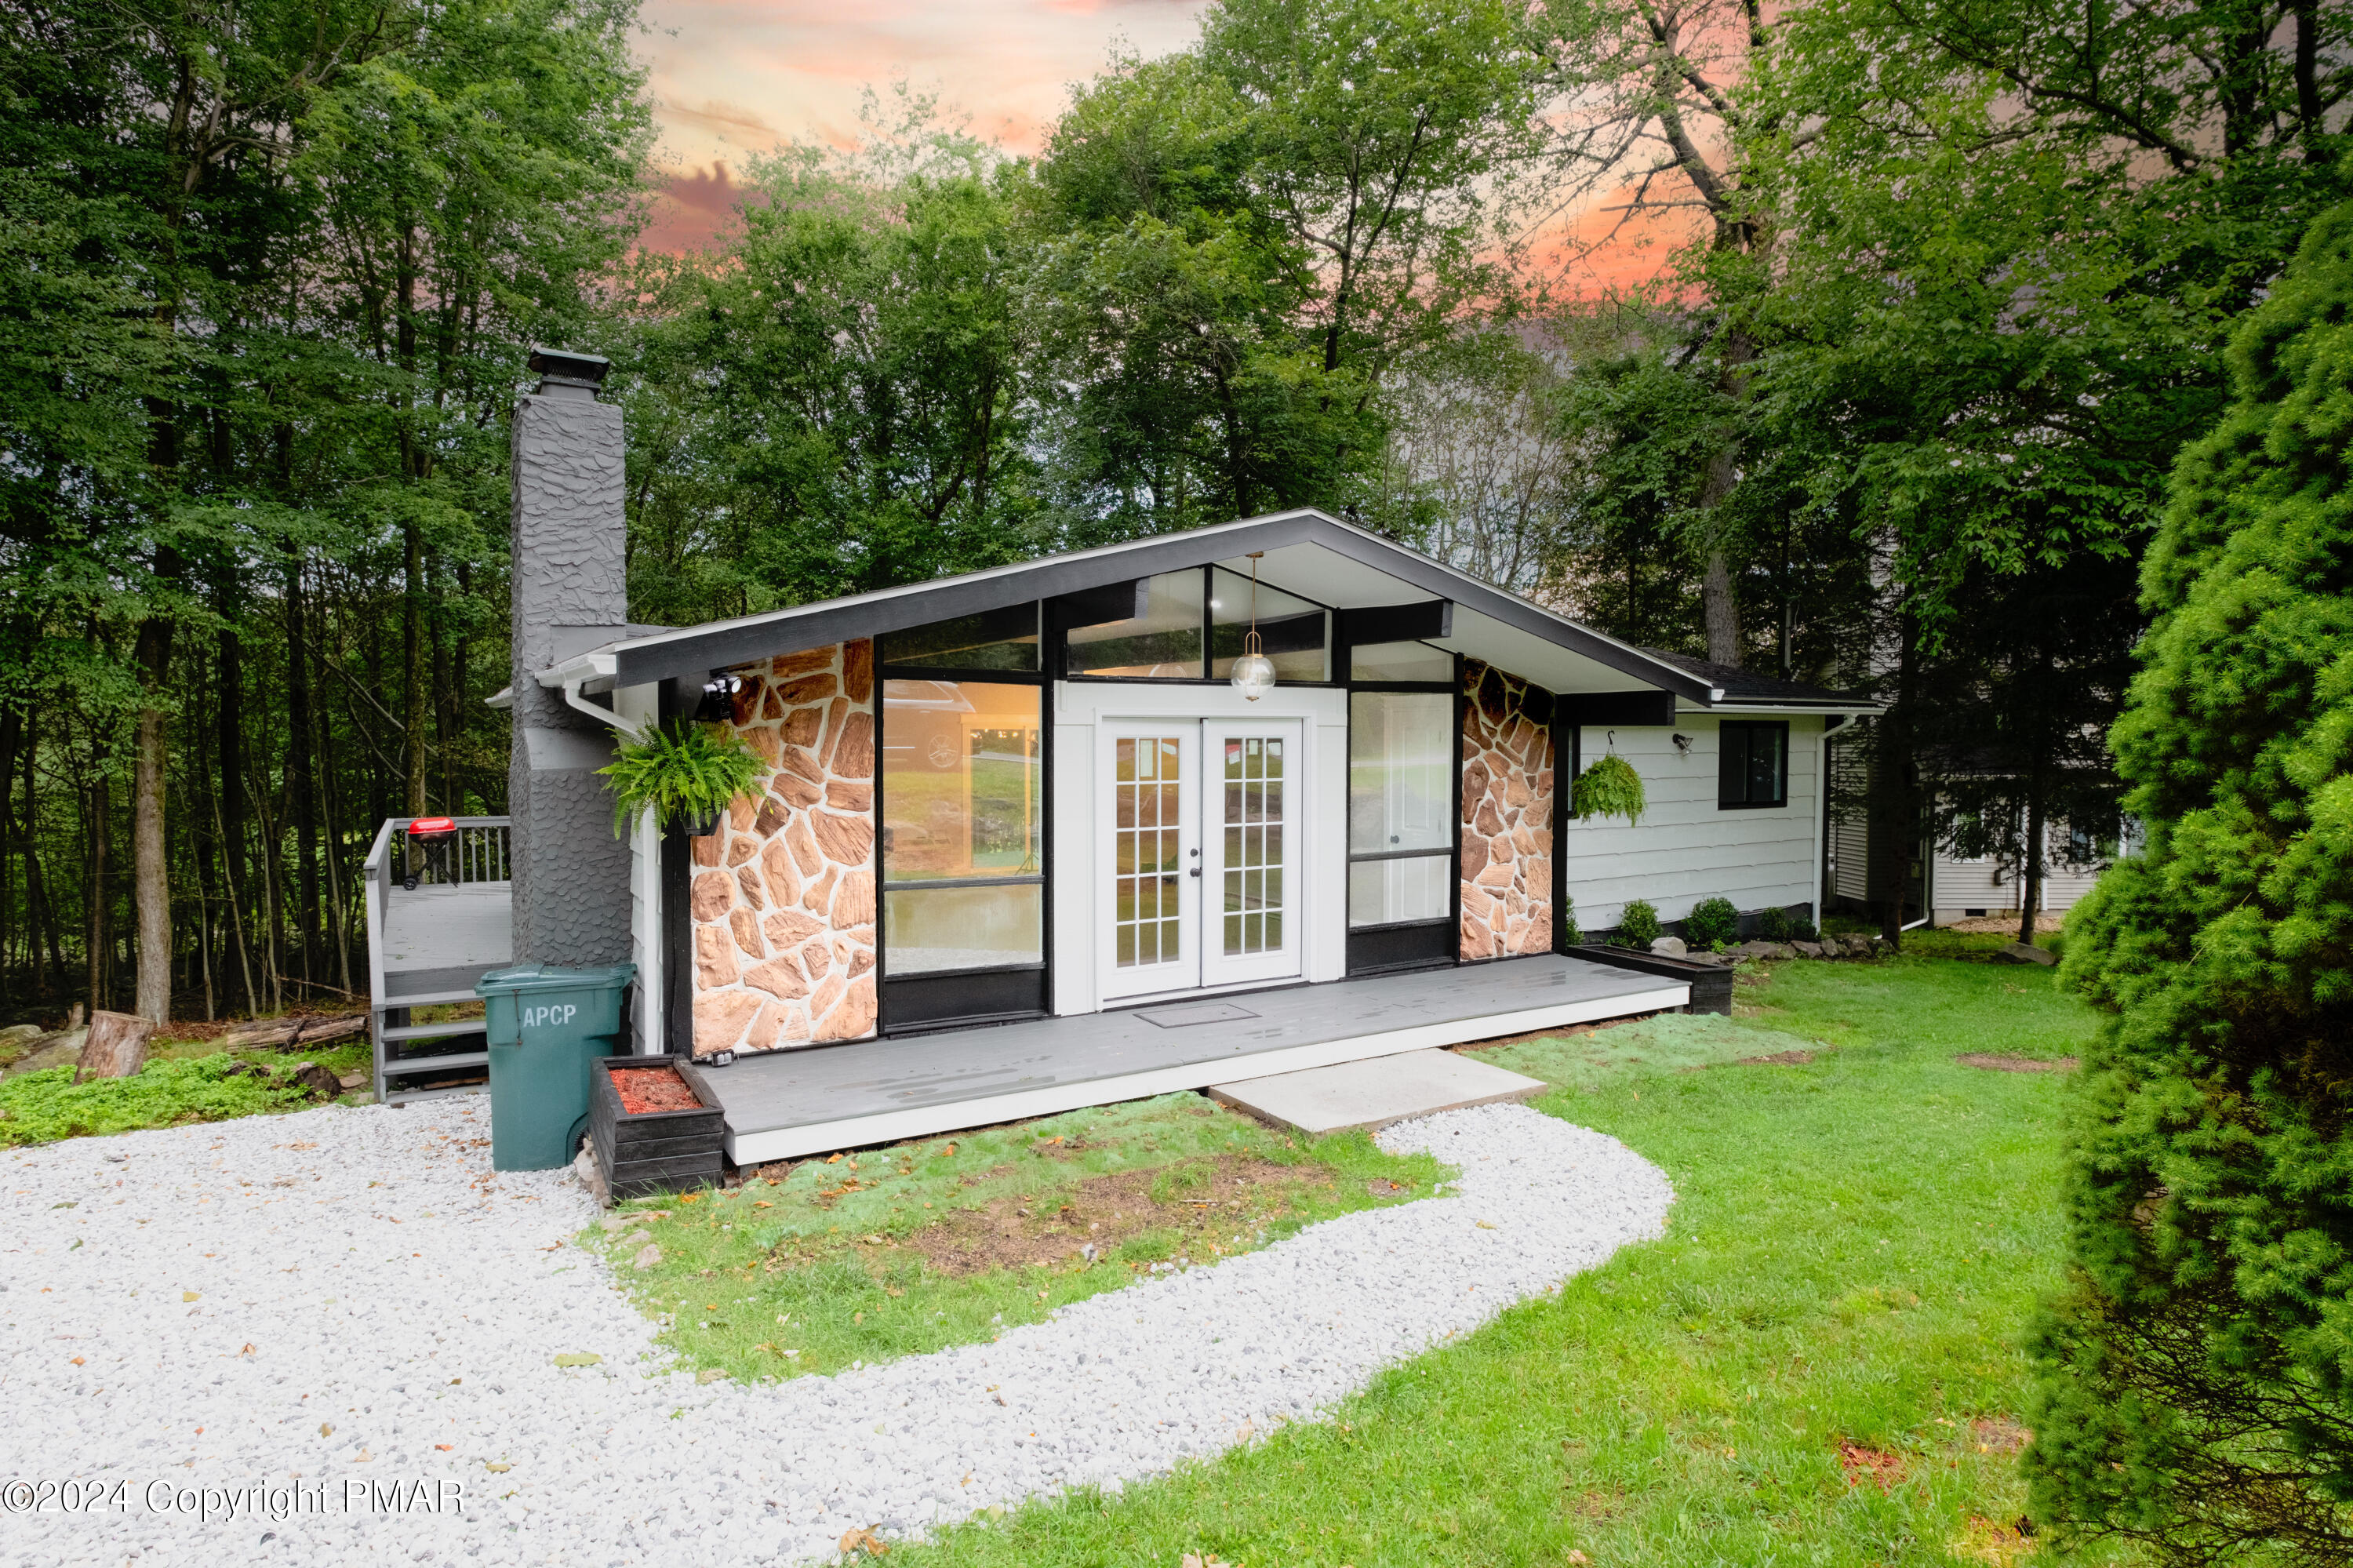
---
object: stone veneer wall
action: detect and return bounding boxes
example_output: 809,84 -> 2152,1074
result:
687,641 -> 878,1055
1460,659 -> 1555,961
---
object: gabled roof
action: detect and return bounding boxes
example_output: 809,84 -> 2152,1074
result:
589,508 -> 1869,713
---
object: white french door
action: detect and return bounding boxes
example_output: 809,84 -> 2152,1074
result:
1201,720 -> 1302,988
1101,724 -> 1202,998
1097,718 -> 1303,1001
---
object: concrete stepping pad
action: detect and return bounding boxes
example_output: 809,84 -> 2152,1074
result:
1209,1048 -> 1547,1135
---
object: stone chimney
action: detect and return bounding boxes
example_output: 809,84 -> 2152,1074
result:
507,347 -> 632,965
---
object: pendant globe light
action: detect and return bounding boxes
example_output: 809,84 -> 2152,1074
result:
1228,551 -> 1278,700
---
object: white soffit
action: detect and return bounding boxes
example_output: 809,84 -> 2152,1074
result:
1433,607 -> 1684,698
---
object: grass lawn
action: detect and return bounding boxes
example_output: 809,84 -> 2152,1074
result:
870,941 -> 2124,1567
0,1033 -> 373,1146
585,1093 -> 1448,1384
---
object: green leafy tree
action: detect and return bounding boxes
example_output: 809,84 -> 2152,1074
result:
1026,0 -> 1552,540
2027,200 -> 2353,1560
634,142 -> 1042,608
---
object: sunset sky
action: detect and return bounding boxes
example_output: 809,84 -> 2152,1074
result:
636,0 -> 1212,248
632,0 -> 1692,289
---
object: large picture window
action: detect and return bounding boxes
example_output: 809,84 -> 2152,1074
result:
1347,691 -> 1455,928
881,679 -> 1043,975
1718,721 -> 1789,809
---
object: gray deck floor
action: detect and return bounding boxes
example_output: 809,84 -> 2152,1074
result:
701,954 -> 1686,1162
380,882 -> 513,1000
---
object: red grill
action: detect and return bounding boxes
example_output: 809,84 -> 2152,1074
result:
402,817 -> 459,890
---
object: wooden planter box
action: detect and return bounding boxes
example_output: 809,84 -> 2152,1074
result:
590,1055 -> 726,1201
1569,944 -> 1736,1017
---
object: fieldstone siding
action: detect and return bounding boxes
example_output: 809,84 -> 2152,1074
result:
1460,660 -> 1555,961
687,641 -> 878,1055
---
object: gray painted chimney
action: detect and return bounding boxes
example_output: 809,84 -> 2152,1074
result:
507,347 -> 632,966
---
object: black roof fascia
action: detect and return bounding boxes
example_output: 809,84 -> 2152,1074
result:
609,508 -> 1718,703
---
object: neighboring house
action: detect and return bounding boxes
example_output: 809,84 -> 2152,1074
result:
446,350 -> 1878,1161
1822,730 -> 2131,926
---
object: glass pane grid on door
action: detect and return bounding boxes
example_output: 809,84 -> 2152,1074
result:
1220,734 -> 1286,957
1113,735 -> 1184,969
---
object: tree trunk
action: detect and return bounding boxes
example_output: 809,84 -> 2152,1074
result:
215,603 -> 251,1013
1869,613 -> 1922,948
21,727 -> 56,995
403,518 -> 428,816
132,614 -> 174,1022
2018,786 -> 2047,947
84,764 -> 109,1013
0,700 -> 16,989
287,557 -> 322,987
75,1010 -> 156,1082
1701,546 -> 1740,666
1695,327 -> 1756,667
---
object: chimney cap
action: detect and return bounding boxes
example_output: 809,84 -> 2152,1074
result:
526,345 -> 611,390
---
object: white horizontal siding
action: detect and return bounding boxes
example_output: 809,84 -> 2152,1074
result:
1828,733 -> 1869,902
1933,839 -> 2108,916
1561,715 -> 1824,932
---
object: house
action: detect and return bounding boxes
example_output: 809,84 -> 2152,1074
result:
442,350 -> 1878,1161
1822,733 -> 2133,928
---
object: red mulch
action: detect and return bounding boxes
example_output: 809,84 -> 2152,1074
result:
613,1065 -> 703,1115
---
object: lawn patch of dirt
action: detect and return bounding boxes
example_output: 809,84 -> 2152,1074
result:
891,1155 -> 1347,1276
1738,1049 -> 1816,1066
1838,1439 -> 1907,1493
1954,1513 -> 2038,1565
1955,1053 -> 2078,1073
1972,1417 -> 2031,1454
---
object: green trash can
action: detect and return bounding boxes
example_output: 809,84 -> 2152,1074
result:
475,962 -> 638,1172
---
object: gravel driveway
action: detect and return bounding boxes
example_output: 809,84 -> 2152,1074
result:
2,1094 -> 1671,1567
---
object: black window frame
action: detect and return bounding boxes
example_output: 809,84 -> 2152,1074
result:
1055,566 -> 1340,686
875,606 -> 1053,1034
1341,646 -> 1463,976
1718,720 -> 1791,810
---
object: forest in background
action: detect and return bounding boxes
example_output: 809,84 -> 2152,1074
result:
0,0 -> 2344,1024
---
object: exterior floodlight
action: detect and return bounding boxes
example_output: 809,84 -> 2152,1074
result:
1228,551 -> 1277,700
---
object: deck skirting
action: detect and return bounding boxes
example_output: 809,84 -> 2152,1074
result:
703,955 -> 1685,1164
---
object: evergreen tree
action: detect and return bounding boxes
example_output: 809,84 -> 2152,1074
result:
2028,198 -> 2353,1560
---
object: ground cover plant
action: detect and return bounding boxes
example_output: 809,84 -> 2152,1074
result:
586,1093 -> 1446,1384
875,942 -> 2124,1566
0,1035 -> 371,1146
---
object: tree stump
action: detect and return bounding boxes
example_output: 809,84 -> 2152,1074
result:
74,1011 -> 156,1082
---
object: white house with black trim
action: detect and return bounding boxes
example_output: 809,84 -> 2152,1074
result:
408,350 -> 1882,1160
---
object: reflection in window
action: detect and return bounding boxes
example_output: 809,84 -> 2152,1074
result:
1348,691 -> 1455,929
1350,693 -> 1453,855
1066,571 -> 1205,678
879,604 -> 1039,671
1351,639 -> 1453,682
884,885 -> 1042,975
882,679 -> 1043,973
1349,857 -> 1452,926
1209,566 -> 1327,682
1717,721 -> 1789,809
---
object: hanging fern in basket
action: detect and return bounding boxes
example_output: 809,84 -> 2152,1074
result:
1569,753 -> 1646,825
598,720 -> 766,837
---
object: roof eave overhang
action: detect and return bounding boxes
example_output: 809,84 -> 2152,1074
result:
601,508 -> 1722,704
1679,697 -> 1886,718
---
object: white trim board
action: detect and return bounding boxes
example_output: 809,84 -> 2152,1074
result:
722,980 -> 1686,1163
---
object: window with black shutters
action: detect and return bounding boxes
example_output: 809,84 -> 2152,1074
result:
1718,721 -> 1789,809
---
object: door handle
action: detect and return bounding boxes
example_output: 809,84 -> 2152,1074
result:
1188,868 -> 1201,878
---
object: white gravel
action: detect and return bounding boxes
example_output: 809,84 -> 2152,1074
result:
0,1094 -> 1671,1566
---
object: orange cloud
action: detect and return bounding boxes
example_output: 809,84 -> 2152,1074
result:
641,162 -> 755,254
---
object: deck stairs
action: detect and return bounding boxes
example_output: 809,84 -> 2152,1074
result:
362,817 -> 515,1104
